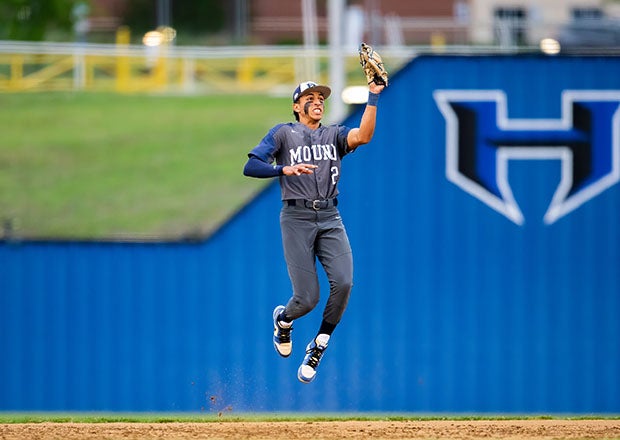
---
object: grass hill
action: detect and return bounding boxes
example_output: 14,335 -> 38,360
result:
0,92 -> 293,240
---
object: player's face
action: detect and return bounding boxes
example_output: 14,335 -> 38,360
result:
294,92 -> 325,124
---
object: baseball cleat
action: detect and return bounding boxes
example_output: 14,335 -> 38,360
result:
273,305 -> 293,357
297,333 -> 329,383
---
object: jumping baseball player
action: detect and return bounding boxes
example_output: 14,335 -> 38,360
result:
243,44 -> 387,383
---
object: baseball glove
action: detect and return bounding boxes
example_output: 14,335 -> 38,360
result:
359,42 -> 388,87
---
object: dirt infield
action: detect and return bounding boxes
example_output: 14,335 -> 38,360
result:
2,419 -> 620,440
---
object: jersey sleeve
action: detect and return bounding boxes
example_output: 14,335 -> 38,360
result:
336,125 -> 353,156
247,123 -> 286,163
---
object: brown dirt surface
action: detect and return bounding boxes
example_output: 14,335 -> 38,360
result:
1,419 -> 620,440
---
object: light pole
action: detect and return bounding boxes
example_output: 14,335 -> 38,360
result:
157,0 -> 171,27
235,0 -> 248,43
328,0 -> 346,123
301,0 -> 319,81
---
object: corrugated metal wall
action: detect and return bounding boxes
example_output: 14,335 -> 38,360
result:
1,55 -> 619,412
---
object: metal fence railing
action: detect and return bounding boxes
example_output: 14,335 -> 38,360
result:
0,40 -> 527,94
0,41 -> 391,94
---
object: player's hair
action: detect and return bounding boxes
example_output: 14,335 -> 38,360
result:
293,98 -> 300,121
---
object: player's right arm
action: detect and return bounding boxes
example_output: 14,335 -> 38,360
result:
243,124 -> 316,178
243,155 -> 316,177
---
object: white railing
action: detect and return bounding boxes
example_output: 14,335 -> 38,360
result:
0,40 -> 536,94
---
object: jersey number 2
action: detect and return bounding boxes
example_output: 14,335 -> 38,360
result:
330,166 -> 339,185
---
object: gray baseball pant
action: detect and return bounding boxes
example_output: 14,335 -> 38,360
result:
279,203 -> 353,325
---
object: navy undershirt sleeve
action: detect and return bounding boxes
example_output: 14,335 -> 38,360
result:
243,154 -> 284,178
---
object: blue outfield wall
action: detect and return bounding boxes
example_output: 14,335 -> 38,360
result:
1,55 -> 620,412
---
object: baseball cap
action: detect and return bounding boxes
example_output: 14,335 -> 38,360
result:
292,81 -> 331,102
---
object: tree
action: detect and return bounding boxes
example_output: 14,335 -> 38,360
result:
0,0 -> 77,41
123,0 -> 225,40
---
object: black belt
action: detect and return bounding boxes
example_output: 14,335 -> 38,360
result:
286,198 -> 338,210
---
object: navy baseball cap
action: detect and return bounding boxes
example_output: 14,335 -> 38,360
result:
292,81 -> 331,102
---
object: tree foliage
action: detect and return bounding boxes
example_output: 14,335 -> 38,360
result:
0,0 -> 78,40
123,0 -> 225,38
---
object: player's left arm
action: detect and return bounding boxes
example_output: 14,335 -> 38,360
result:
347,82 -> 385,150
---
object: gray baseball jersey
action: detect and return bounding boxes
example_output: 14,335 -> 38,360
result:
248,122 -> 352,200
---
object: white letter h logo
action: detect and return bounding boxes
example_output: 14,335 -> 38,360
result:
434,90 -> 620,225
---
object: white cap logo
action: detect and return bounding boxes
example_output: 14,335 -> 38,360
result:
293,81 -> 332,102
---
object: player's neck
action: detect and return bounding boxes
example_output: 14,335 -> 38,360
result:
299,118 -> 321,130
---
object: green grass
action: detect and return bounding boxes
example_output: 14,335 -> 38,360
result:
0,92 -> 292,240
0,413 -> 618,423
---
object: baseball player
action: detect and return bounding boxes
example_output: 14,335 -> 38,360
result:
242,75 -> 384,383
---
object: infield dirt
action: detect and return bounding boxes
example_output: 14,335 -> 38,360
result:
1,419 -> 619,439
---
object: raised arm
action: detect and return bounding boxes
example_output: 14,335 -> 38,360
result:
346,82 -> 385,150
